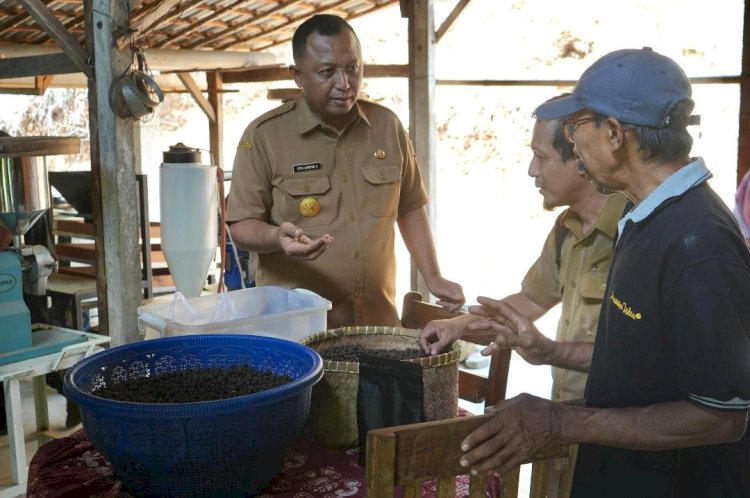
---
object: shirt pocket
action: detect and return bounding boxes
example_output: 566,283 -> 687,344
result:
361,164 -> 401,218
276,175 -> 334,227
579,262 -> 610,301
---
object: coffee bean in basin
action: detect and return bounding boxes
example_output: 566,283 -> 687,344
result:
92,365 -> 292,403
320,345 -> 425,362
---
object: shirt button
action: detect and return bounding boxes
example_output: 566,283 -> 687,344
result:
564,319 -> 570,326
575,244 -> 582,251
600,283 -> 607,290
570,280 -> 577,288
304,185 -> 310,193
342,175 -> 349,183
336,142 -> 343,147
586,329 -> 595,336
353,251 -> 360,259
349,213 -> 356,222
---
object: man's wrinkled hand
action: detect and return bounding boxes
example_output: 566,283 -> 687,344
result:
459,394 -> 564,475
467,296 -> 551,365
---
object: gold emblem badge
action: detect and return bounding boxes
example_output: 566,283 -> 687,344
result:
239,141 -> 253,150
299,197 -> 320,217
374,149 -> 386,159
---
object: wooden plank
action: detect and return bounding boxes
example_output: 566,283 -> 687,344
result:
392,414 -> 491,482
436,476 -> 456,497
15,0 -> 91,77
56,242 -> 97,263
220,63 -> 408,84
155,0 -> 261,48
0,53 -> 79,79
267,87 -> 300,101
177,72 -> 216,123
403,485 -> 420,498
186,0 -> 311,49
34,74 -> 55,94
468,472 -> 488,498
126,0 -> 183,47
207,71 -> 224,169
436,0 -> 471,42
458,370 -> 487,403
54,219 -> 96,238
366,427 -> 397,498
501,467 -> 520,498
0,136 -> 79,157
86,0 -> 143,345
738,0 -> 750,183
407,0 -> 435,298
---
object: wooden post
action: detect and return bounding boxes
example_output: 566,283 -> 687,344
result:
738,1 -> 750,184
207,71 -> 224,169
406,0 -> 436,298
85,0 -> 142,345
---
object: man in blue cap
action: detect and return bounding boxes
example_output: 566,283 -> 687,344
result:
457,48 -> 750,497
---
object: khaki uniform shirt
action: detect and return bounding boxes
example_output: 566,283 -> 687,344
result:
226,96 -> 428,329
521,194 -> 629,401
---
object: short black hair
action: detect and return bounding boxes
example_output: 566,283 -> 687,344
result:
292,14 -> 359,62
534,94 -> 576,162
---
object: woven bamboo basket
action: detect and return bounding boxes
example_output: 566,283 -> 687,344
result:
300,326 -> 460,448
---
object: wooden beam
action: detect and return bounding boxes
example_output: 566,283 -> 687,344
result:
154,0 -> 264,49
220,64 -> 408,83
126,0 -> 183,45
436,0 -> 471,42
177,72 -> 216,123
0,52 -> 79,79
738,0 -> 750,184
407,0 -> 436,298
15,0 -> 91,77
185,0 -> 304,50
207,71 -> 223,169
86,0 -> 142,345
436,76 -> 741,87
34,74 -> 54,94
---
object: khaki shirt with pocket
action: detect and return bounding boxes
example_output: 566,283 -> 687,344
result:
521,194 -> 629,401
226,96 -> 428,329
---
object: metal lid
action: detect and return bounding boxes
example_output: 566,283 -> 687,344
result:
163,143 -> 201,164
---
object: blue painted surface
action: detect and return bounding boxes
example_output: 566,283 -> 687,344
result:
0,251 -> 32,353
0,327 -> 88,366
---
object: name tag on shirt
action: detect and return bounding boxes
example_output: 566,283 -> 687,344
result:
293,162 -> 322,173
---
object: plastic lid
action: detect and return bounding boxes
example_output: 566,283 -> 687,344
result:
163,143 -> 201,163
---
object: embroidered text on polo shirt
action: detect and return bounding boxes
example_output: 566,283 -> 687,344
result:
293,162 -> 322,173
609,293 -> 642,320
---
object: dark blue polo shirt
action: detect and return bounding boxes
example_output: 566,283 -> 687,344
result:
572,159 -> 750,497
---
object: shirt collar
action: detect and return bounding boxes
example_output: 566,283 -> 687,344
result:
562,193 -> 629,240
295,95 -> 371,135
617,157 -> 712,236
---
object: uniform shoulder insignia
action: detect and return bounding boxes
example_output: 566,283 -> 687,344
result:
357,97 -> 397,118
251,100 -> 296,128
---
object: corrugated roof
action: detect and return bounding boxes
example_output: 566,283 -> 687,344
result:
0,0 -> 398,52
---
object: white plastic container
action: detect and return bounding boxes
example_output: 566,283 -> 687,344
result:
159,144 -> 218,298
137,286 -> 332,342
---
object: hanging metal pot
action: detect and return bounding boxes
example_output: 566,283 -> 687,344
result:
108,70 -> 164,119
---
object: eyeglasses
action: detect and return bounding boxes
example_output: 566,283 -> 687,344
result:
562,116 -> 599,143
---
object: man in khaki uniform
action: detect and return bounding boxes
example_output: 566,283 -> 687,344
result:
419,107 -> 628,497
227,14 -> 464,328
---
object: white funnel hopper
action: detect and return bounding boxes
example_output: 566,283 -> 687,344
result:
160,144 -> 218,298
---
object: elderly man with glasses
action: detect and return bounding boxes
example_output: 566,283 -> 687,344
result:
458,48 -> 750,497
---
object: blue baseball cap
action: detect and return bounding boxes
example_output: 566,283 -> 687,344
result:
535,47 -> 694,128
